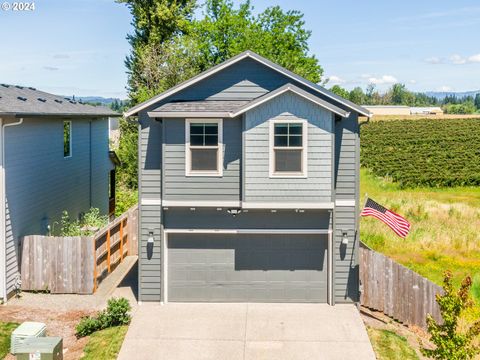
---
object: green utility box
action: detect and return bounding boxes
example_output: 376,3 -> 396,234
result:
15,337 -> 63,360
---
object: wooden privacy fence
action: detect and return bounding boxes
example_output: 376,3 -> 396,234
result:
360,242 -> 443,329
21,205 -> 138,294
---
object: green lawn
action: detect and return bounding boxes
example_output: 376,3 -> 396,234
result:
0,322 -> 19,358
360,168 -> 480,317
367,327 -> 419,360
81,325 -> 128,360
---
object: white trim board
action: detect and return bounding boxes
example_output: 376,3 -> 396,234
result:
162,228 -> 333,305
161,200 -> 241,208
335,200 -> 356,206
242,202 -> 334,209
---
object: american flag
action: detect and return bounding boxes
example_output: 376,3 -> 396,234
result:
360,198 -> 411,238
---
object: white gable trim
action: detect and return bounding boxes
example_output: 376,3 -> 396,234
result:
124,51 -> 371,118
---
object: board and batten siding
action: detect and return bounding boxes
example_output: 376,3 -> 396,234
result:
4,117 -> 110,296
244,91 -> 333,203
333,113 -> 360,303
162,117 -> 241,201
138,112 -> 162,302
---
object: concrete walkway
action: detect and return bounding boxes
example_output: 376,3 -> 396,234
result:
118,303 -> 375,360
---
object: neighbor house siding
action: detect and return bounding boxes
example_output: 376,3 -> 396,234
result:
163,117 -> 241,201
4,117 -> 102,295
243,91 -> 333,203
333,113 -> 360,303
90,118 -> 111,214
138,111 -> 162,302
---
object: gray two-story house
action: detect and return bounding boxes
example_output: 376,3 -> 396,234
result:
0,84 -> 119,300
125,51 -> 371,305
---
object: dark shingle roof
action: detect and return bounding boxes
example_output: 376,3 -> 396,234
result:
152,100 -> 250,113
0,84 -> 120,117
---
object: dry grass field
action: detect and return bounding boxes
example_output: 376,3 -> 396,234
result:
360,169 -> 480,315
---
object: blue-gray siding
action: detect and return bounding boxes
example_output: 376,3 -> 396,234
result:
137,57 -> 361,303
4,117 -> 110,296
244,91 -> 333,202
163,117 -> 241,201
333,114 -> 360,303
138,113 -> 162,302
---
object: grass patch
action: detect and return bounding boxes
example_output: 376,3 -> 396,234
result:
0,322 -> 19,358
367,327 -> 419,360
81,325 -> 128,360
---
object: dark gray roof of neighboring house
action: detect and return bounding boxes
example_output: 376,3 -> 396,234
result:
148,84 -> 349,119
0,84 -> 120,117
125,50 -> 372,118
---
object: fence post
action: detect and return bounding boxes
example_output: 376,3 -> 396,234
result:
93,237 -> 97,292
107,228 -> 111,273
120,218 -> 124,262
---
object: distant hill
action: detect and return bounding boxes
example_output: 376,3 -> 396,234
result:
425,90 -> 480,101
73,96 -> 126,105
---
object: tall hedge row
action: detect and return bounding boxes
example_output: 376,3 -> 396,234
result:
360,118 -> 480,188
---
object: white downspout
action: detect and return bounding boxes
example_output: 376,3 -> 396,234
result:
1,118 -> 23,301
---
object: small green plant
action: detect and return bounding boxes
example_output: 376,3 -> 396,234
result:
76,297 -> 131,338
421,271 -> 480,359
58,208 -> 108,236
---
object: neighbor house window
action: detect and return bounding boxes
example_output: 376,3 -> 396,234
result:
186,119 -> 223,176
63,121 -> 72,157
269,120 -> 307,177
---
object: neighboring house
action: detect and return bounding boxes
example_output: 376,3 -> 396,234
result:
362,105 -> 410,116
410,106 -> 443,115
0,84 -> 120,300
363,105 -> 444,116
125,51 -> 371,304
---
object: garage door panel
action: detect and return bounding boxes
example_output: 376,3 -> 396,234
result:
168,234 -> 328,303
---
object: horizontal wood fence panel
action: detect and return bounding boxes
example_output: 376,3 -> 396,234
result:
360,242 -> 443,329
21,205 -> 138,294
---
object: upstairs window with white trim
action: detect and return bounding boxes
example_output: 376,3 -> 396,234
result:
186,119 -> 223,176
63,121 -> 72,158
270,120 -> 307,177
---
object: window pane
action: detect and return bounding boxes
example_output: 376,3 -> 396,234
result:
190,134 -> 204,146
274,123 -> 288,135
289,124 -> 302,135
190,123 -> 204,135
274,135 -> 288,147
275,149 -> 302,172
63,121 -> 71,157
204,135 -> 218,146
204,124 -> 218,135
289,135 -> 303,147
191,148 -> 218,171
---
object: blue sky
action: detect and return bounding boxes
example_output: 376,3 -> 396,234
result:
1,0 -> 479,98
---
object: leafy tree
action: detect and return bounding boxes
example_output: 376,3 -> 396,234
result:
116,118 -> 139,189
329,85 -> 349,99
474,93 -> 480,110
349,87 -> 365,105
422,271 -> 480,359
191,0 -> 323,83
443,101 -> 476,114
117,0 -> 196,104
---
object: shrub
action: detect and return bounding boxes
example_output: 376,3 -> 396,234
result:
361,118 -> 480,188
58,208 -> 108,236
76,297 -> 132,338
421,271 -> 480,359
115,184 -> 138,217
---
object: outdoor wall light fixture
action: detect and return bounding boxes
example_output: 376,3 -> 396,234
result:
342,232 -> 349,245
227,208 -> 241,217
147,231 -> 154,244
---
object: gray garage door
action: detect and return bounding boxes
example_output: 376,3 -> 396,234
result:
167,233 -> 328,302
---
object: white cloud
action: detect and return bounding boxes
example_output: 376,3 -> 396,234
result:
425,56 -> 443,64
327,75 -> 345,85
367,75 -> 398,85
437,85 -> 452,92
43,66 -> 59,71
360,74 -> 371,79
450,54 -> 467,65
467,54 -> 480,63
409,80 -> 417,84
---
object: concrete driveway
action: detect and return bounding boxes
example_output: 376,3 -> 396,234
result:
118,303 -> 375,360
